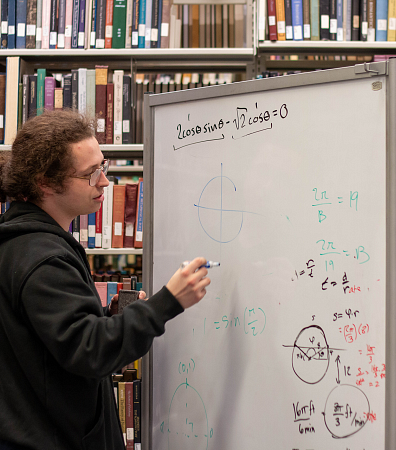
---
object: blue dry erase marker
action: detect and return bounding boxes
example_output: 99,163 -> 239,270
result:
180,261 -> 221,269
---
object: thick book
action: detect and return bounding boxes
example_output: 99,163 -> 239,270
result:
310,0 -> 320,39
106,281 -> 118,305
275,0 -> 286,39
36,68 -> 46,115
95,66 -> 107,143
102,175 -> 114,249
123,183 -> 138,247
41,0 -> 50,48
329,0 -> 337,39
87,212 -> 96,248
388,0 -> 396,40
95,0 -> 106,47
133,379 -> 141,448
133,177 -> 143,248
28,74 -> 37,119
79,213 -> 88,248
125,382 -> 134,450
112,184 -> 126,248
95,203 -> 103,247
319,0 -> 330,39
71,0 -> 80,47
122,75 -> 132,144
345,0 -> 352,39
150,0 -> 159,47
285,0 -> 293,39
1,0 -> 8,49
4,57 -> 20,145
367,0 -> 375,40
292,0 -> 303,39
303,0 -> 310,38
351,0 -> 360,39
57,0 -> 66,47
105,0 -> 114,47
336,0 -> 343,39
54,87 -> 63,108
44,76 -> 55,111
118,382 -> 126,443
16,0 -> 27,48
360,0 -> 368,39
375,0 -> 387,40
90,0 -> 96,46
112,0 -> 127,47
22,74 -> 29,124
25,0 -> 37,48
106,82 -> 114,144
0,74 -> 6,144
63,73 -> 72,108
113,69 -> 123,144
7,0 -> 16,48
49,0 -> 57,48
144,0 -> 151,47
267,0 -> 277,39
131,0 -> 139,46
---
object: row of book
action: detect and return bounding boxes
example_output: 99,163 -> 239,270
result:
71,177 -> 143,250
262,0 -> 396,41
0,57 -> 239,145
113,373 -> 142,449
94,274 -> 142,306
0,0 -> 247,50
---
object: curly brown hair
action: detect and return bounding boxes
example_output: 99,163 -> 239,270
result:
0,109 -> 96,203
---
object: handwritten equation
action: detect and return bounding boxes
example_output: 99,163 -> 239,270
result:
209,307 -> 267,337
173,102 -> 288,150
312,188 -> 358,223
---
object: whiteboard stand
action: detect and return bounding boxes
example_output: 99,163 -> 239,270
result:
142,60 -> 396,450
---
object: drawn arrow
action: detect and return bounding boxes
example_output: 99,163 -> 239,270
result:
335,355 -> 341,384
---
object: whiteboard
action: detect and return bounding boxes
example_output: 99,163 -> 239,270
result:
145,63 -> 393,450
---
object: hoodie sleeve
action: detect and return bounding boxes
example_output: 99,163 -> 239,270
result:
20,255 -> 184,379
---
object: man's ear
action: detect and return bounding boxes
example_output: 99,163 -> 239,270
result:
36,176 -> 55,197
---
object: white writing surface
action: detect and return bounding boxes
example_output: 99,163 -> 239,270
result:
151,76 -> 387,450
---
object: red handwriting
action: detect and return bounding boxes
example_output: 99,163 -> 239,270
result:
340,323 -> 369,343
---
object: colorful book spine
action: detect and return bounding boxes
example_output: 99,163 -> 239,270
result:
44,76 -> 55,111
106,82 -> 114,144
336,0 -> 343,39
112,0 -> 127,48
88,212 -> 96,248
311,0 -> 320,39
49,0 -> 57,47
267,0 -> 277,39
16,0 -> 27,48
1,0 -> 8,49
291,0 -> 303,39
71,0 -> 80,47
95,204 -> 103,248
285,0 -> 293,39
113,70 -> 124,144
376,0 -> 388,40
122,75 -> 132,143
7,0 -> 16,48
26,0 -> 37,48
137,0 -> 145,47
78,0 -> 86,47
133,178 -> 143,248
41,0 -> 50,48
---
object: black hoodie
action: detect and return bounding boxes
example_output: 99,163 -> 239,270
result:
0,201 -> 183,450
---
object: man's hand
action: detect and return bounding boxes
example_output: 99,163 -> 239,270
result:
109,290 -> 147,316
166,257 -> 211,309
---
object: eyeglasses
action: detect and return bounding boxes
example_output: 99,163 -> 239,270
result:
72,159 -> 109,186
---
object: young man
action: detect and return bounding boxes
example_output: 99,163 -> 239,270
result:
0,109 -> 210,450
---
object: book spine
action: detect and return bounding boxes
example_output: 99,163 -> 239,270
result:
105,0 -> 114,48
72,215 -> 80,242
44,76 -> 55,111
22,74 -> 29,124
285,0 -> 293,38
144,0 -> 151,47
102,177 -> 114,249
7,0 -> 16,48
95,203 -> 103,247
49,0 -> 57,48
361,0 -> 368,39
156,0 -> 162,47
367,0 -> 375,40
123,183 -> 138,247
64,0 -> 72,47
86,69 -> 96,116
125,0 -> 133,47
310,0 -> 320,39
54,87 -> 63,109
90,0 -> 96,46
388,0 -> 396,39
78,0 -> 86,47
133,379 -> 141,447
36,0 -> 42,47
62,73 -> 72,108
87,212 -> 96,248
112,0 -> 127,48
106,82 -> 114,144
95,0 -> 106,47
292,0 -> 303,39
133,178 -> 143,248
137,0 -> 145,47
351,0 -> 360,39
0,74 -> 6,143
118,382 -> 126,443
346,0 -> 352,39
111,184 -> 126,248
122,75 -> 132,143
41,0 -> 50,48
336,0 -> 343,39
329,0 -> 337,39
16,0 -> 27,48
36,68 -> 46,115
26,0 -> 37,48
71,0 -> 80,47
71,69 -> 78,110
125,382 -> 134,450
79,214 -> 88,248
275,0 -> 286,39
267,0 -> 277,39
303,0 -> 311,38
131,0 -> 139,46
375,0 -> 387,40
1,0 -> 9,49
78,67 -> 87,114
57,0 -> 66,47
319,0 -> 330,39
113,70 -> 123,144
150,0 -> 159,47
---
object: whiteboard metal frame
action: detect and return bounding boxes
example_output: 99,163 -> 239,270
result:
142,60 -> 396,450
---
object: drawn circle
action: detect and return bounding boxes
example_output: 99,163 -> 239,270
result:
292,325 -> 330,384
196,175 -> 243,243
168,381 -> 209,450
323,384 -> 370,438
